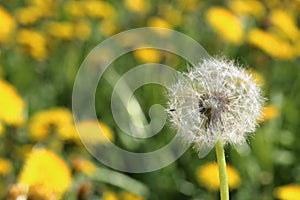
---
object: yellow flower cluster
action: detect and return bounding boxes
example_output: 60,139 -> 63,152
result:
18,148 -> 71,198
203,2 -> 300,60
0,6 -> 16,43
0,1 -> 299,199
15,0 -> 55,25
196,162 -> 241,191
28,107 -> 76,141
0,80 -> 25,126
47,22 -> 74,40
1,0 -> 118,60
228,0 -> 265,19
248,29 -> 296,60
1,0 -> 300,62
28,109 -> 115,148
65,0 -> 116,19
247,8 -> 300,60
15,6 -> 45,25
46,21 -> 91,41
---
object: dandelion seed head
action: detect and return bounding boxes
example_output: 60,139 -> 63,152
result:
166,57 -> 264,154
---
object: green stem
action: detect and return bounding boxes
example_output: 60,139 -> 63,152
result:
215,139 -> 229,200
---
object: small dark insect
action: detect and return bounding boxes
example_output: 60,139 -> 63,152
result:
198,94 -> 212,129
169,109 -> 176,112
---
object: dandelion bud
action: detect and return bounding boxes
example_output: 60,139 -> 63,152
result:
166,57 -> 264,157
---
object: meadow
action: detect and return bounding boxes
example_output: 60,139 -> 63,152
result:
0,0 -> 300,199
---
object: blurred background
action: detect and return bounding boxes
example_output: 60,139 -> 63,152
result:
0,0 -> 300,199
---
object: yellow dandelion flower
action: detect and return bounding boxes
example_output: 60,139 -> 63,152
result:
65,1 -> 85,18
18,148 -> 71,198
74,20 -> 91,41
147,17 -> 172,29
0,6 -> 16,43
248,29 -> 296,60
46,22 -> 74,40
125,0 -> 150,14
259,104 -> 280,123
29,107 -> 76,141
274,184 -> 300,200
57,123 -> 78,140
26,0 -> 56,18
15,6 -> 44,25
133,48 -> 162,63
147,17 -> 172,36
0,158 -> 12,175
99,19 -> 118,37
0,80 -> 25,126
72,157 -> 96,176
103,190 -> 119,200
269,10 -> 300,42
75,120 -> 114,145
228,0 -> 266,19
206,7 -> 244,44
17,29 -> 48,60
84,1 -> 116,19
196,162 -> 241,191
119,191 -> 145,200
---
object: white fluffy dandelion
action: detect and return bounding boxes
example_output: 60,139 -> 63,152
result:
166,57 -> 264,157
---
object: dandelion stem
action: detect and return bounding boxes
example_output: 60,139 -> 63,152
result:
215,139 -> 229,200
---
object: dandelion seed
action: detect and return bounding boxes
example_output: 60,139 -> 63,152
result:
166,57 -> 264,157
